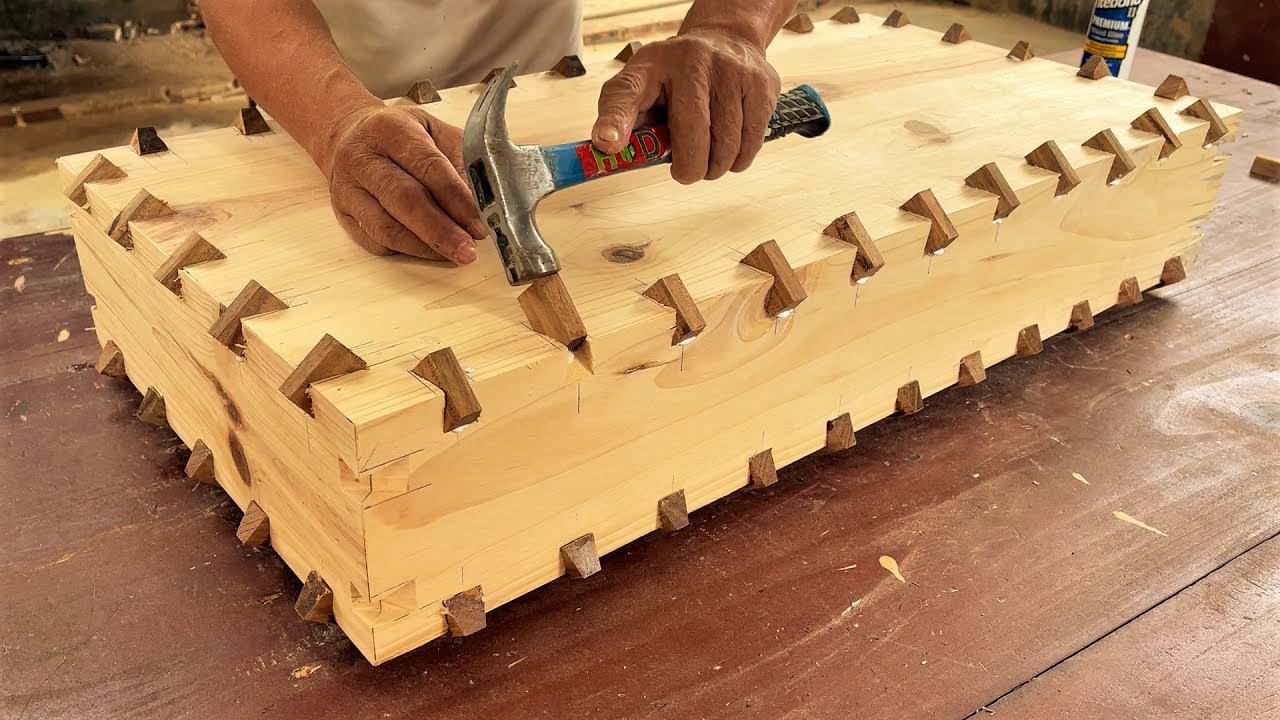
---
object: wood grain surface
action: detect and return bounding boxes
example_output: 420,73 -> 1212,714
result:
1,50 -> 1277,720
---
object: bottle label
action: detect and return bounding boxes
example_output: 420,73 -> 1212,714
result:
1081,0 -> 1144,76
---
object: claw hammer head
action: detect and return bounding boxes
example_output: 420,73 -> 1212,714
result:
462,64 -> 561,286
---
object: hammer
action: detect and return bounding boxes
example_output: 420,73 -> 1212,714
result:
463,64 -> 833,286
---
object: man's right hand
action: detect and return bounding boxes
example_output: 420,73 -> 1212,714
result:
321,105 -> 486,263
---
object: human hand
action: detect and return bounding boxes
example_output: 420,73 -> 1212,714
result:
592,29 -> 781,184
321,105 -> 485,262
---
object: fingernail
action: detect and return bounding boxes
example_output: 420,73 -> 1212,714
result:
456,241 -> 478,264
468,220 -> 488,239
598,126 -> 620,143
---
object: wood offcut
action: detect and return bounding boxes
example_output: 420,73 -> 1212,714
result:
410,347 -> 482,432
295,571 -> 334,623
657,490 -> 690,532
823,212 -> 885,283
518,274 -> 588,351
1251,155 -> 1280,181
900,189 -> 959,254
740,240 -> 807,316
208,281 -> 288,355
236,501 -> 271,547
560,533 -> 601,579
279,334 -> 368,414
154,232 -> 226,293
1083,129 -> 1137,183
443,586 -> 486,636
642,274 -> 706,345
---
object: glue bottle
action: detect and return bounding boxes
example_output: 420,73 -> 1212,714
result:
1080,0 -> 1151,79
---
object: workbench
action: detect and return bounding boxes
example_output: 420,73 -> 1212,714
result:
2,50 -> 1277,719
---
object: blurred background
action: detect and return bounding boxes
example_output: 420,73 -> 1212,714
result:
1,0 -> 1275,239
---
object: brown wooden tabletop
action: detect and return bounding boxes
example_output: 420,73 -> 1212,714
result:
2,50 -> 1277,720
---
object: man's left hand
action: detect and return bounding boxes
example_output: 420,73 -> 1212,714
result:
592,30 -> 781,184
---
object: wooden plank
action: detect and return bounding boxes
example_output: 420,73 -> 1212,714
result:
988,535 -> 1280,719
53,27 -> 1246,666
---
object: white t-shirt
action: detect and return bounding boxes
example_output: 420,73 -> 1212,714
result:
312,0 -> 584,99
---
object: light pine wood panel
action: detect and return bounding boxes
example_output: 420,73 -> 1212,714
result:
58,15 -> 1240,663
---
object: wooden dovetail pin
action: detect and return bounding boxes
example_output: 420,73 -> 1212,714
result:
1116,276 -> 1143,307
615,41 -> 642,63
208,280 -> 288,355
410,347 -> 482,432
1025,140 -> 1081,196
657,490 -> 690,532
1068,300 -> 1095,332
1179,99 -> 1229,144
823,413 -> 856,453
186,439 -> 217,485
106,189 -> 173,248
295,571 -> 334,623
1251,155 -> 1280,181
154,232 -> 226,294
941,23 -> 971,44
1154,74 -> 1190,100
236,501 -> 271,547
957,351 -> 986,387
1131,108 -> 1182,159
95,340 -> 127,378
1160,256 -> 1187,286
64,153 -> 126,206
748,449 -> 779,489
823,212 -> 885,283
1077,55 -> 1111,80
642,274 -> 706,345
883,9 -> 910,27
481,67 -> 516,88
280,334 -> 368,414
560,533 -> 601,579
1016,325 -> 1043,357
1007,40 -> 1034,60
130,126 -> 168,155
405,79 -> 441,104
234,106 -> 270,136
1083,129 -> 1137,183
964,162 -> 1020,219
895,380 -> 923,415
137,387 -> 167,427
518,274 -> 588,351
832,6 -> 860,23
900,189 -> 959,255
443,586 -> 486,636
740,240 -> 807,316
784,13 -> 814,33
550,55 -> 587,78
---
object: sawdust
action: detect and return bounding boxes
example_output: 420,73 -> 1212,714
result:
56,328 -> 70,342
1113,511 -> 1168,537
13,275 -> 26,292
879,555 -> 906,583
290,662 -> 322,679
1072,472 -> 1090,485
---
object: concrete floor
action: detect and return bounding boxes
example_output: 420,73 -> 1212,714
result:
0,3 -> 1083,239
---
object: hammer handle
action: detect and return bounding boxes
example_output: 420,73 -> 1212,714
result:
542,85 -> 831,190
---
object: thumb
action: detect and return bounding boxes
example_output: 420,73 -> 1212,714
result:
593,66 -> 661,154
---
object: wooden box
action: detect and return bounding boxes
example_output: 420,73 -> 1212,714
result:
58,13 -> 1238,663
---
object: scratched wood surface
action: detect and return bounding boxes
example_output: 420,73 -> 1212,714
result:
2,50 -> 1277,719
988,534 -> 1280,719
